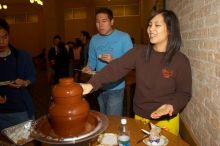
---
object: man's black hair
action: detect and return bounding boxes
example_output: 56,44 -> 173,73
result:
66,41 -> 75,45
53,35 -> 61,40
95,7 -> 113,20
0,18 -> 10,34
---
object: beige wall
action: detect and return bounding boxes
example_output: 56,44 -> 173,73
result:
64,0 -> 142,43
167,0 -> 220,146
42,0 -> 65,50
64,0 -> 155,44
0,4 -> 44,56
2,0 -> 154,56
10,23 -> 42,55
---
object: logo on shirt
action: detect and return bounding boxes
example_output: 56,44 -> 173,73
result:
162,68 -> 173,78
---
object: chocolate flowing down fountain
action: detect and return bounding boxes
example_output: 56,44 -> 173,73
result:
31,78 -> 108,145
49,77 -> 89,137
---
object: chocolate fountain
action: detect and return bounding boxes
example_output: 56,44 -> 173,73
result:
49,77 -> 89,137
31,78 -> 108,145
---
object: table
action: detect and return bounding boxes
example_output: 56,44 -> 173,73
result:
0,116 -> 189,146
91,116 -> 189,146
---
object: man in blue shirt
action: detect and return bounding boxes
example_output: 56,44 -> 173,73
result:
82,7 -> 133,115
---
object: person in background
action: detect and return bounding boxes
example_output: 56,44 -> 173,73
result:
0,18 -> 36,131
80,30 -> 91,66
72,38 -> 84,82
82,7 -> 133,116
53,42 -> 69,84
66,41 -> 75,77
47,35 -> 61,84
32,48 -> 46,70
81,9 -> 192,136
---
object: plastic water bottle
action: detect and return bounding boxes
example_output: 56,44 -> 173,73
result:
118,118 -> 130,146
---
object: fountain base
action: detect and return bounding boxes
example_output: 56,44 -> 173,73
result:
31,111 -> 108,145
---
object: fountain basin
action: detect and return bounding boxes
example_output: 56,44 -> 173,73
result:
31,111 -> 108,145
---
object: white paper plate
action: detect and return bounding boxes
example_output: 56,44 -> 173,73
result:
0,81 -> 14,86
97,133 -> 118,146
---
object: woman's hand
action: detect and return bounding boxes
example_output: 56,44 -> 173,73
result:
9,79 -> 30,88
150,104 -> 174,119
80,83 -> 93,95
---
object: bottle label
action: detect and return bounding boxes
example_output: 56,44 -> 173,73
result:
118,135 -> 130,146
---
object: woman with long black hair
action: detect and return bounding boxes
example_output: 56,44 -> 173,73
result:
80,9 -> 192,136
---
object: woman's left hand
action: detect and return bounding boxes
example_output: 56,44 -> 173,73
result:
150,104 -> 174,119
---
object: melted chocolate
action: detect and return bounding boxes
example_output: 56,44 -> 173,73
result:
47,78 -> 90,137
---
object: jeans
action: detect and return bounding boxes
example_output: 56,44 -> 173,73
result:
98,89 -> 124,116
0,112 -> 33,131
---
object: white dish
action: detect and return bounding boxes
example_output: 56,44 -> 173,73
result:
143,135 -> 168,146
0,81 -> 14,86
73,69 -> 96,75
89,71 -> 96,75
1,120 -> 34,145
97,133 -> 118,146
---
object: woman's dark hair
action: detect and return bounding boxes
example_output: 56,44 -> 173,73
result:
95,7 -> 113,20
146,9 -> 182,64
0,18 -> 10,33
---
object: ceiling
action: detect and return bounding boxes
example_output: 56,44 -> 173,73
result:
2,0 -> 141,5
1,0 -> 143,9
1,0 -> 28,5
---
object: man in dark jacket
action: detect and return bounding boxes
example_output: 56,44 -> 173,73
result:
0,18 -> 36,131
47,35 -> 61,84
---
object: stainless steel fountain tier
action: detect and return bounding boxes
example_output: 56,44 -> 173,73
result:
31,111 -> 108,145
